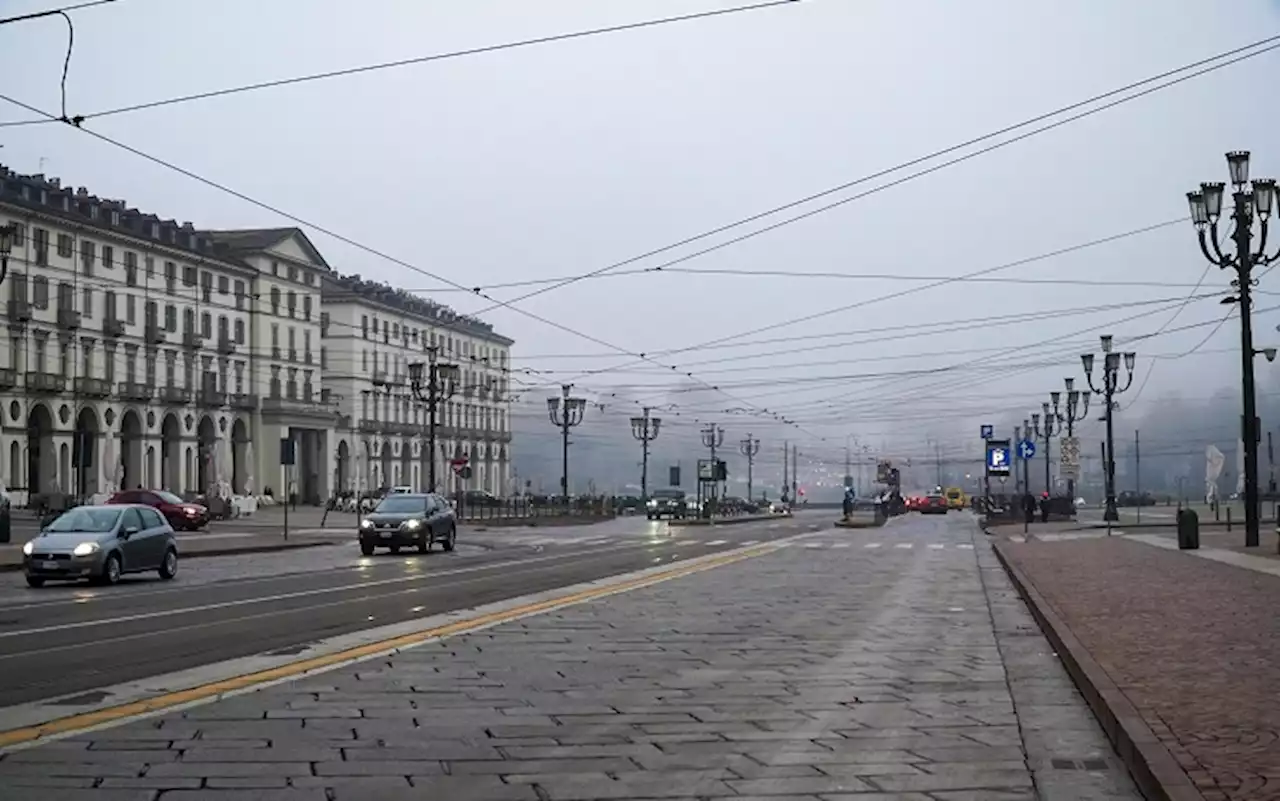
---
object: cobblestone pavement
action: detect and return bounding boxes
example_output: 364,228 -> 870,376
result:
0,515 -> 1140,800
1002,535 -> 1280,801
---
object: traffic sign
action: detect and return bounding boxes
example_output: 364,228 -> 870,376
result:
1018,439 -> 1037,460
985,440 -> 1011,476
450,457 -> 469,476
980,424 -> 994,440
1059,435 -> 1081,479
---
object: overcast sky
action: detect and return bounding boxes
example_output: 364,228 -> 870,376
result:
3,0 -> 1278,473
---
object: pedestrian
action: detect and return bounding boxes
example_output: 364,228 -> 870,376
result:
1039,492 -> 1050,523
1022,492 -> 1036,524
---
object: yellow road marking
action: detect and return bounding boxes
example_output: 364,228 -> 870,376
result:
0,543 -> 779,749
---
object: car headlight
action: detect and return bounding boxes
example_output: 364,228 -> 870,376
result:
403,519 -> 422,530
359,519 -> 375,530
22,540 -> 34,556
73,542 -> 100,557
646,500 -> 657,508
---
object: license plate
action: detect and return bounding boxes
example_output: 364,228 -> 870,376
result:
41,560 -> 59,570
379,531 -> 392,538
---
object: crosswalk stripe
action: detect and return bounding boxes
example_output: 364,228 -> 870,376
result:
707,540 -> 728,546
957,543 -> 975,549
895,543 -> 914,549
928,543 -> 946,550
864,543 -> 882,549
741,540 -> 759,546
804,543 -> 826,549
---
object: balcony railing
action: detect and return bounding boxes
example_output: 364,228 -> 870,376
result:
229,393 -> 258,411
159,386 -> 192,405
197,389 -> 227,408
145,323 -> 167,345
217,337 -> 236,356
371,370 -> 389,387
182,331 -> 204,350
73,377 -> 111,398
103,318 -> 126,338
117,381 -> 153,402
6,299 -> 31,322
261,397 -> 331,416
56,308 -> 82,330
359,419 -> 380,434
26,371 -> 67,394
0,368 -> 16,390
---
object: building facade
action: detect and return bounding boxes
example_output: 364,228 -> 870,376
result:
0,164 -> 514,506
322,275 -> 514,497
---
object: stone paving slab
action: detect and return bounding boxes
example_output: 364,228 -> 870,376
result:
0,520 -> 1141,800
1001,536 -> 1280,801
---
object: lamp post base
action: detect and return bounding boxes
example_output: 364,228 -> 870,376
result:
1103,502 -> 1120,522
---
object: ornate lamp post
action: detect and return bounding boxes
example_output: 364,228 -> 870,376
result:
1187,151 -> 1280,547
407,346 -> 459,493
1032,399 -> 1060,496
1054,378 -> 1090,503
629,407 -> 661,500
1081,335 -> 1136,524
547,384 -> 586,502
701,424 -> 724,514
739,435 -> 760,501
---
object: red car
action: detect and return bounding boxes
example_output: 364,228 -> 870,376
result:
107,489 -> 210,531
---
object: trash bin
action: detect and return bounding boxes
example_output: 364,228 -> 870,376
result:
1177,508 -> 1199,550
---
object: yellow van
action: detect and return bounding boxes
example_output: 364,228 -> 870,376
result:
944,487 -> 966,510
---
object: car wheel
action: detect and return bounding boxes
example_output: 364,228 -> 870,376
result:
360,542 -> 375,556
98,553 -> 122,586
418,536 -> 430,554
25,575 -> 44,588
158,548 -> 179,581
443,526 -> 456,552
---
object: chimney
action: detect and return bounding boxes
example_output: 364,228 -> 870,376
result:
49,177 -> 60,189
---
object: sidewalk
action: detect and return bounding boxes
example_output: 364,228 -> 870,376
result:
997,534 -> 1280,800
0,529 -> 1140,799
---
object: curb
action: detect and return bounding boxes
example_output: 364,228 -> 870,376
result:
0,540 -> 340,573
991,542 -> 1205,801
668,515 -> 777,528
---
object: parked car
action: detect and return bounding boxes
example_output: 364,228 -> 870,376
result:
107,489 -> 209,531
23,504 -> 179,587
645,489 -> 688,520
461,489 -> 503,508
358,493 -> 457,556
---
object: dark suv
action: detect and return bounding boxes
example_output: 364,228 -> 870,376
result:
645,489 -> 687,520
359,493 -> 457,555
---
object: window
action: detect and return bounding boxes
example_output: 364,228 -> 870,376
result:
183,308 -> 195,334
33,228 -> 48,266
124,252 -> 138,285
182,265 -> 197,287
59,340 -> 71,376
217,275 -> 229,294
56,282 -> 73,311
271,324 -> 280,358
165,304 -> 177,332
101,245 -> 114,269
80,241 -> 96,275
270,286 -> 280,315
164,261 -> 176,294
165,351 -> 176,386
320,312 -> 330,337
56,233 -> 73,258
81,286 -> 93,318
104,290 -> 117,322
200,271 -> 212,303
103,343 -> 116,382
302,295 -> 312,321
81,342 -> 93,378
145,256 -> 156,281
286,291 -> 296,318
361,315 -> 369,338
6,223 -> 24,247
234,319 -> 245,344
201,312 -> 212,339
127,295 -> 138,325
233,280 -> 246,310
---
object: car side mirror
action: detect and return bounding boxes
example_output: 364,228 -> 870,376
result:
122,526 -> 140,537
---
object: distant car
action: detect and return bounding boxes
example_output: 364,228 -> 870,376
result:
359,493 -> 457,556
461,489 -> 503,508
768,501 -> 790,515
107,489 -> 209,531
389,486 -> 415,495
23,504 -> 178,587
646,489 -> 687,520
919,494 -> 949,515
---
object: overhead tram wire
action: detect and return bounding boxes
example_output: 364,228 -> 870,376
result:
0,0 -> 118,27
0,95 -> 827,438
0,0 -> 804,128
470,32 -> 1280,316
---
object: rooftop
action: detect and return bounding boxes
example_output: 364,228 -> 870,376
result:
323,273 -> 512,345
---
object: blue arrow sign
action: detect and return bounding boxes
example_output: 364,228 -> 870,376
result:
986,444 -> 1011,474
1018,439 -> 1037,460
980,424 -> 994,440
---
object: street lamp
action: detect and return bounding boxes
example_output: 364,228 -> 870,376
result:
547,384 -> 586,503
629,408 -> 661,500
407,347 -> 460,493
1186,151 -> 1280,547
739,435 -> 760,501
1081,334 -> 1136,524
1032,399 -> 1060,497
1055,378 -> 1090,503
0,222 -> 15,286
700,424 -> 724,514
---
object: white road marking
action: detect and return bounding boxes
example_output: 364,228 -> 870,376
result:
831,543 -> 850,549
707,540 -> 729,546
1009,535 -> 1026,543
957,543 -> 975,550
895,543 -> 914,549
864,543 -> 882,549
741,540 -> 759,546
928,543 -> 946,550
804,543 -> 826,549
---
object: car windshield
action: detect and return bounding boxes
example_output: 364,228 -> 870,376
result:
375,496 -> 427,513
652,490 -> 685,500
927,494 -> 944,501
46,507 -> 122,533
154,491 -> 185,505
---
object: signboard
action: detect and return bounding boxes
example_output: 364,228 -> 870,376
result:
450,457 -> 469,476
279,438 -> 296,466
698,459 -> 727,482
843,474 -> 853,488
980,424 -> 994,440
876,460 -> 892,484
985,439 -> 1012,476
1017,439 -> 1037,460
1059,435 -> 1081,479
669,465 -> 681,487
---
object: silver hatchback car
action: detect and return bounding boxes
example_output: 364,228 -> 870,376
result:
23,504 -> 179,588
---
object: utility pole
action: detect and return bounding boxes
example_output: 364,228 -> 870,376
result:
934,441 -> 942,487
700,423 -> 724,512
1186,151 -> 1280,548
1081,335 -> 1136,524
792,443 -> 799,503
629,408 -> 661,500
739,435 -> 760,501
782,440 -> 789,502
547,384 -> 586,504
1135,429 -> 1142,525
407,347 -> 460,492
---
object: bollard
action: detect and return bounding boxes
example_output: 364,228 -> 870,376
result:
1227,507 -> 1233,531
1215,502 -> 1221,522
1177,509 -> 1200,550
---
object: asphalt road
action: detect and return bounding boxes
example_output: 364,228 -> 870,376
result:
0,512 -> 827,708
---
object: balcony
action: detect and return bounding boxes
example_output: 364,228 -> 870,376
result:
145,323 -> 167,345
216,337 -> 236,356
26,371 -> 67,394
103,318 -> 126,338
6,299 -> 31,323
288,349 -> 298,362
271,345 -> 281,360
159,386 -> 192,405
335,414 -> 353,430
261,396 -> 335,423
0,368 -> 16,391
117,381 -> 153,402
495,430 -> 513,443
182,331 -> 204,350
390,422 -> 419,437
304,351 -> 313,365
197,389 -> 227,408
56,308 -> 82,331
73,377 -> 111,399
371,370 -> 389,387
359,419 -> 380,434
229,393 -> 258,411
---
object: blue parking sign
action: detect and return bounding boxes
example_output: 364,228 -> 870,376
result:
985,440 -> 1011,476
980,424 -> 994,440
